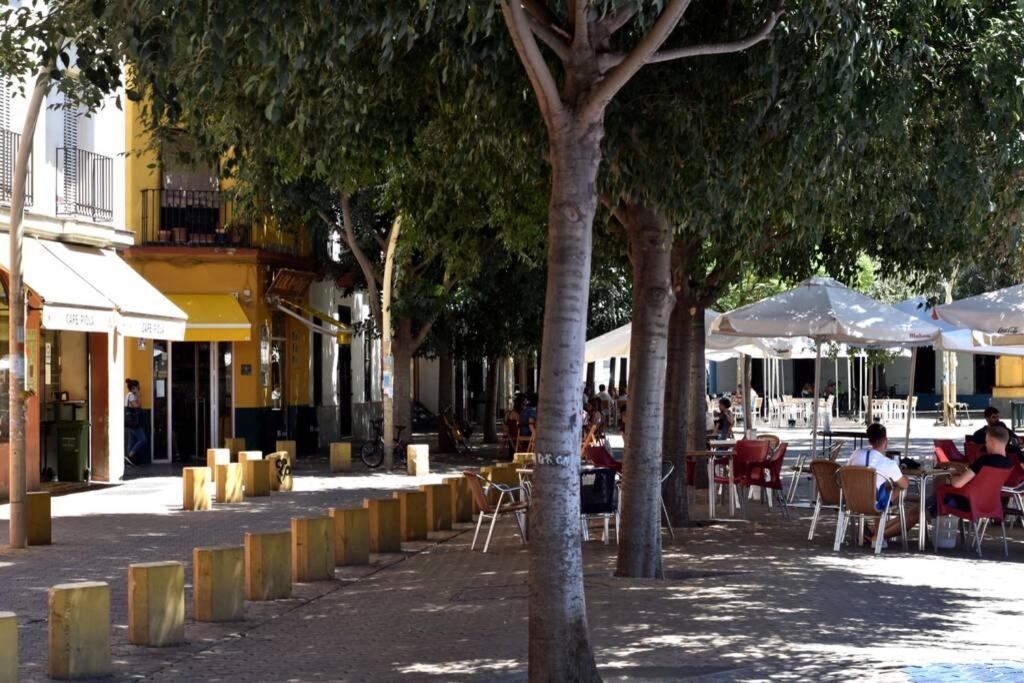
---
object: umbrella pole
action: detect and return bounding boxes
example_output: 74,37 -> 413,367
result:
904,346 -> 918,459
811,340 -> 822,458
846,356 -> 852,417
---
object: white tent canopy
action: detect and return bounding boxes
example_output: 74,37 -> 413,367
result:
935,283 -> 1024,337
896,296 -> 1024,357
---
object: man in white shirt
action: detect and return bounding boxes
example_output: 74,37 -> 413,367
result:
595,384 -> 613,423
845,423 -> 914,541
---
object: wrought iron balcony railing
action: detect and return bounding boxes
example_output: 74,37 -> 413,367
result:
56,146 -> 113,222
0,129 -> 33,207
140,189 -> 244,246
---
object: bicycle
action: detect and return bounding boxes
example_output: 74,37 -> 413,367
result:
439,405 -> 472,454
360,417 -> 408,468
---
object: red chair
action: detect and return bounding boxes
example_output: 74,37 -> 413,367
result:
933,439 -> 966,464
965,441 -> 985,464
748,442 -> 789,518
935,465 -> 1013,557
585,445 -> 622,473
715,440 -> 769,514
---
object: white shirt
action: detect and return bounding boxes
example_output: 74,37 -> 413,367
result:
846,447 -> 902,491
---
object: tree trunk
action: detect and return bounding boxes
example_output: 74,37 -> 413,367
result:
484,356 -> 500,444
454,359 -> 465,422
608,357 -> 617,392
437,338 -> 455,453
8,69 -> 47,548
516,356 -> 527,395
381,216 -> 402,469
585,361 -> 596,398
615,204 -> 674,578
392,317 -> 414,466
527,125 -> 603,682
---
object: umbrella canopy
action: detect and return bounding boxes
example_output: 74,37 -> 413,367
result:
935,284 -> 1024,341
711,277 -> 941,346
896,296 -> 1024,356
584,310 -> 795,364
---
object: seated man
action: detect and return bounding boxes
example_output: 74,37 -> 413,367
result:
845,423 -> 916,541
969,407 -> 1019,449
947,422 -> 1015,490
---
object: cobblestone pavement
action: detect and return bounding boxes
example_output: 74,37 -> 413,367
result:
3,423 -> 1024,681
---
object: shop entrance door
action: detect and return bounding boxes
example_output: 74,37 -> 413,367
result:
171,342 -> 212,462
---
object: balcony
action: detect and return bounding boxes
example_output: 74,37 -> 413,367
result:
140,189 -> 247,247
56,146 -> 113,222
0,129 -> 33,207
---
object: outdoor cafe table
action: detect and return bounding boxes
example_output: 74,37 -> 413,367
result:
818,429 -> 869,450
901,467 -> 954,551
685,448 -> 736,519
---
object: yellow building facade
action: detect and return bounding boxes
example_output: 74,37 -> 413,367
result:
121,103 -> 323,460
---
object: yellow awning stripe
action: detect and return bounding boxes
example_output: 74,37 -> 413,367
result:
167,294 -> 252,342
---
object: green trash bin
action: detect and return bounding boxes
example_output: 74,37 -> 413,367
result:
56,421 -> 89,482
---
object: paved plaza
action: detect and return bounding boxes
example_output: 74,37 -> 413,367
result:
3,421 -> 1024,681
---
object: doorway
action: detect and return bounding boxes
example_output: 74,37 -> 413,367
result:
171,342 -> 211,462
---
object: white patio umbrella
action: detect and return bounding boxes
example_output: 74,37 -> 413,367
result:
935,284 -> 1024,342
711,277 -> 941,482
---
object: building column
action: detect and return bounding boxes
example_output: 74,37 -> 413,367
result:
107,330 -> 125,483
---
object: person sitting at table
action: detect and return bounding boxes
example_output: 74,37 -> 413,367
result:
715,398 -> 735,439
845,423 -> 916,542
930,423 -> 1018,516
801,382 -> 814,398
968,407 -> 1020,451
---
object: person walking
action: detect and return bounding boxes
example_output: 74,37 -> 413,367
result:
125,379 -> 147,466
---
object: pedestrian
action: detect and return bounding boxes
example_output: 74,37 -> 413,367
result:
125,379 -> 147,465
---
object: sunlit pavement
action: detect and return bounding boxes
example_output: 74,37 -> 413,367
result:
3,419 -> 1024,681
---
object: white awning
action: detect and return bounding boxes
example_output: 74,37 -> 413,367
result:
39,241 -> 186,340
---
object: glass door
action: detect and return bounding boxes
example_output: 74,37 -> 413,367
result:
170,342 -> 211,462
152,340 -> 169,462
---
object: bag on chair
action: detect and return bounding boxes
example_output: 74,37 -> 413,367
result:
935,514 -> 958,549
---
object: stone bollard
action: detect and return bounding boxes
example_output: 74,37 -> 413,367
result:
223,438 -> 246,461
363,498 -> 402,554
128,562 -> 185,647
239,450 -> 264,462
329,508 -> 370,566
243,459 -> 272,497
291,517 -> 335,582
48,582 -> 111,679
206,448 -> 231,476
182,467 -> 212,511
393,490 -> 428,542
244,532 -> 292,601
329,443 -> 351,472
193,546 -> 244,622
420,484 -> 453,532
443,476 -> 475,523
406,444 -> 429,476
1,611 -> 16,683
275,440 -> 297,469
265,451 -> 292,492
27,490 -> 51,545
215,463 -> 244,504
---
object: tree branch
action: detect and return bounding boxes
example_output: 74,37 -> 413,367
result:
332,196 -> 382,328
501,1 -> 564,121
526,14 -> 571,62
522,0 -> 563,31
582,0 -> 692,121
647,3 -> 784,64
573,0 -> 589,50
600,2 -> 639,35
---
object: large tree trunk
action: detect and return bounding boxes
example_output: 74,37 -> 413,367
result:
437,338 -> 455,453
585,361 -> 596,398
391,317 -> 414,465
616,204 -> 674,578
484,356 -> 500,444
662,298 -> 706,525
527,125 -> 603,682
454,359 -> 465,422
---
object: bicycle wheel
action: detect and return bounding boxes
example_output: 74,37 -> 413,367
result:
395,443 -> 408,468
360,441 -> 384,468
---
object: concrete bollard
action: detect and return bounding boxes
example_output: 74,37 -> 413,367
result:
244,532 -> 292,601
193,546 -> 245,622
48,581 -> 111,679
128,562 -> 185,647
363,498 -> 402,554
239,450 -> 264,462
393,490 -> 428,542
215,463 -> 244,504
243,459 -> 272,497
443,476 -> 475,523
291,517 -> 335,583
420,484 -> 453,532
329,508 -> 370,566
265,451 -> 292,492
406,444 -> 429,476
1,612 -> 16,683
329,443 -> 351,472
223,438 -> 246,461
206,448 -> 231,470
27,490 -> 52,545
182,467 -> 212,511
275,440 -> 297,469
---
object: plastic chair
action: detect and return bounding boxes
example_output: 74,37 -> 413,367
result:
965,441 -> 985,464
933,439 -> 966,464
807,460 -> 841,541
718,439 -> 769,515
661,460 -> 676,541
585,445 -> 622,473
756,433 -> 781,452
580,468 -> 618,544
464,471 -> 528,553
1002,454 -> 1024,528
748,442 -> 789,518
787,440 -> 843,503
834,466 -> 907,555
935,465 -> 1013,557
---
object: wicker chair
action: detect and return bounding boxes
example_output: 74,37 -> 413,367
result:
807,460 -> 841,541
834,466 -> 907,555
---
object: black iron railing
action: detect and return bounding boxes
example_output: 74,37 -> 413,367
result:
0,129 -> 33,207
140,189 -> 246,246
56,146 -> 113,222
